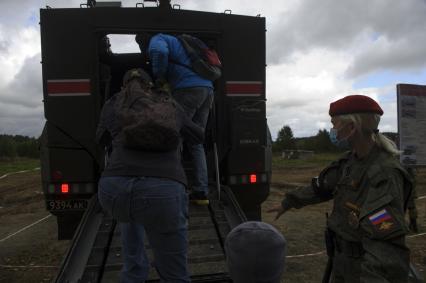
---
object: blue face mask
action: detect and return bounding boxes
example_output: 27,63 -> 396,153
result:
329,128 -> 350,149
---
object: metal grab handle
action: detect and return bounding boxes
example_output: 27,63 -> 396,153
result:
143,0 -> 159,6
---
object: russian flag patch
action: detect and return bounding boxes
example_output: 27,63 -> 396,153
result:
368,209 -> 392,224
368,209 -> 395,231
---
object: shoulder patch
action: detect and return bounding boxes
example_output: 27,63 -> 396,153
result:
369,209 -> 393,225
366,208 -> 401,235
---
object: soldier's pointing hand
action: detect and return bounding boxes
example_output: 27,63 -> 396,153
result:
267,204 -> 288,220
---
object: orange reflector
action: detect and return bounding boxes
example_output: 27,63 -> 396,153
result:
250,174 -> 257,183
61,183 -> 69,193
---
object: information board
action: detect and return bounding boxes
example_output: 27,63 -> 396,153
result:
397,84 -> 426,167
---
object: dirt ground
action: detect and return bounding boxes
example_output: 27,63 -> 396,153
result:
0,166 -> 425,283
0,171 -> 69,282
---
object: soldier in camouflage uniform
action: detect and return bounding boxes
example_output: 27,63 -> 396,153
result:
268,95 -> 413,283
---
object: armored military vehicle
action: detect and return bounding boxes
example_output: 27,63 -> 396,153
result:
40,1 -> 272,281
40,0 -> 271,240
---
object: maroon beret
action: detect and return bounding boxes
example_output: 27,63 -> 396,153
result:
329,95 -> 383,116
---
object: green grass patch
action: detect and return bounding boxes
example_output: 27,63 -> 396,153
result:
272,152 -> 341,169
0,158 -> 40,176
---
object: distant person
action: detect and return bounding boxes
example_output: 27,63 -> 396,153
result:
225,221 -> 287,283
136,32 -> 215,205
267,95 -> 413,282
96,69 -> 204,283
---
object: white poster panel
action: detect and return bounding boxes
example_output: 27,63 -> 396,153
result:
397,84 -> 426,167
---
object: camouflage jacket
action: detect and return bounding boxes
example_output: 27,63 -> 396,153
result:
281,146 -> 413,283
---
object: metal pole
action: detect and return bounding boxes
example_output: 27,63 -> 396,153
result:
214,143 -> 221,201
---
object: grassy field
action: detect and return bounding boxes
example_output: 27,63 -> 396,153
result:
271,152 -> 341,185
272,152 -> 341,169
0,158 -> 40,176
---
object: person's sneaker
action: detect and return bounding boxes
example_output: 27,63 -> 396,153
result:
189,191 -> 209,206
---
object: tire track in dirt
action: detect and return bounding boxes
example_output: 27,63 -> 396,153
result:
0,215 -> 51,243
0,168 -> 40,180
0,170 -> 69,283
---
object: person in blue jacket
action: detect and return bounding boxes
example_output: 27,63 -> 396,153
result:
136,33 -> 214,205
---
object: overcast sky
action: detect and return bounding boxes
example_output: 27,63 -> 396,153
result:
0,0 -> 425,139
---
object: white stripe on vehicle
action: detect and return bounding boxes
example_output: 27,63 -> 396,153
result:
47,79 -> 90,83
48,92 -> 91,97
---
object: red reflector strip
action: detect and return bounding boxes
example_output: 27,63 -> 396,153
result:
47,79 -> 91,96
226,81 -> 263,97
61,184 -> 69,193
250,174 -> 257,183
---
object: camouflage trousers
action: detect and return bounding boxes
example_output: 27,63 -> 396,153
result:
331,252 -> 361,283
331,250 -> 409,283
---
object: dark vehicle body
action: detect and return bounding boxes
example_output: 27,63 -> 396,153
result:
40,2 -> 271,239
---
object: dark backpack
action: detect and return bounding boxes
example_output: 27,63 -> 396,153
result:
115,69 -> 180,151
176,34 -> 222,81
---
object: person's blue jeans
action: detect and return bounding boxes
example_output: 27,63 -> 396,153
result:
173,87 -> 214,196
98,176 -> 190,283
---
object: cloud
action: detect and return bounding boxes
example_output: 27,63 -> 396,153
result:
0,25 -> 40,85
0,0 -> 425,139
109,34 -> 140,53
1,54 -> 43,107
0,0 -> 40,28
0,38 -> 8,53
266,49 -> 351,137
345,34 -> 426,78
265,48 -> 399,138
267,0 -> 426,77
0,54 -> 44,137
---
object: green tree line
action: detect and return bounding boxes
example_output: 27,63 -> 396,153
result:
0,134 -> 39,159
273,125 -> 397,153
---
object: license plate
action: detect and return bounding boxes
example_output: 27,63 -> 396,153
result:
47,199 -> 88,211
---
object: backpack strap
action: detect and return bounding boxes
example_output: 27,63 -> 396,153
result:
174,34 -> 221,81
168,34 -> 199,72
177,34 -> 202,59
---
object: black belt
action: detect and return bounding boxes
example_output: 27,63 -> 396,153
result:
334,236 -> 364,258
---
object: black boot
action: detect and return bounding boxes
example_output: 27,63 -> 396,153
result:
409,218 -> 418,233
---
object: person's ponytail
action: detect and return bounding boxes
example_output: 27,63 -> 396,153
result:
372,130 -> 401,156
